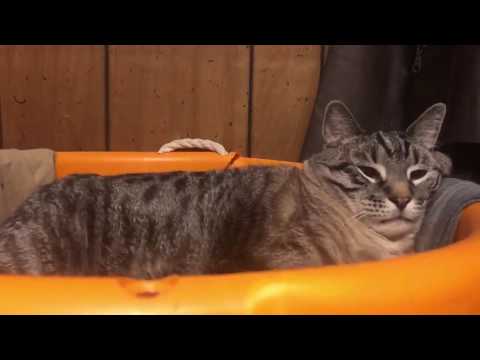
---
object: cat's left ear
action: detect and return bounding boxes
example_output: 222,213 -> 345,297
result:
322,100 -> 364,144
406,103 -> 446,149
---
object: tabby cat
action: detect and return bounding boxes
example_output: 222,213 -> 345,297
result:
0,101 -> 451,279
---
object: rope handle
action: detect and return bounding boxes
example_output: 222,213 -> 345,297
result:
158,138 -> 229,156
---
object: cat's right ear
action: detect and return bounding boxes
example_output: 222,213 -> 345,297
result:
322,100 -> 364,144
406,103 -> 446,150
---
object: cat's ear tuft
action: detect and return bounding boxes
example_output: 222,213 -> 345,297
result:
432,151 -> 452,176
322,100 -> 363,144
406,103 -> 446,150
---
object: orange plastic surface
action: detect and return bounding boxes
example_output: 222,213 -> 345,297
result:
0,151 -> 478,314
55,151 -> 302,178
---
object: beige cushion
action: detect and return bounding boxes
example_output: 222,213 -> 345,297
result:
0,149 -> 55,224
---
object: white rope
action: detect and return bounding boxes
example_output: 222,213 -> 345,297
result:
158,138 -> 229,155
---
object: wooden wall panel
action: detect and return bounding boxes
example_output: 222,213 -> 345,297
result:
0,45 -> 106,150
251,45 -> 322,161
109,45 -> 250,154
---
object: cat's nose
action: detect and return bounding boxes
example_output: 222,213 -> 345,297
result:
389,196 -> 412,210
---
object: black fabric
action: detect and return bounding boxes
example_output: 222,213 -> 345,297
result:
300,45 -> 480,179
442,46 -> 480,144
302,45 -> 413,160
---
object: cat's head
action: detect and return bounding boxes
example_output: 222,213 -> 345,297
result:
306,100 -> 451,241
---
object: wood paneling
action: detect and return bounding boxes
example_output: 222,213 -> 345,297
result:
251,45 -> 322,161
0,45 -> 106,150
0,45 -> 324,159
109,45 -> 250,154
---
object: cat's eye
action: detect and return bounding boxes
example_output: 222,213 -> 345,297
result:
357,166 -> 382,181
409,169 -> 428,181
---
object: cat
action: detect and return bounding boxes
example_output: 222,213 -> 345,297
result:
0,101 -> 451,279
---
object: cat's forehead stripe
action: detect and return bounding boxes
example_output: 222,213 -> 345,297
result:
375,132 -> 395,157
370,132 -> 412,162
370,143 -> 377,163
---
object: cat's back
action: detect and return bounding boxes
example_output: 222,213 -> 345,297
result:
0,165 -> 299,276
5,165 -> 296,239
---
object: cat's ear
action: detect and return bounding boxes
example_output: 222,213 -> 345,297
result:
406,103 -> 446,150
322,100 -> 363,144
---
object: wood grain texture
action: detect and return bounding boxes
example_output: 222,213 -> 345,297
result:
0,46 -> 106,150
109,45 -> 250,154
251,45 -> 322,161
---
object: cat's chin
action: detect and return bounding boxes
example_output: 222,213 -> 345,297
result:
369,218 -> 418,241
379,217 -> 414,224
